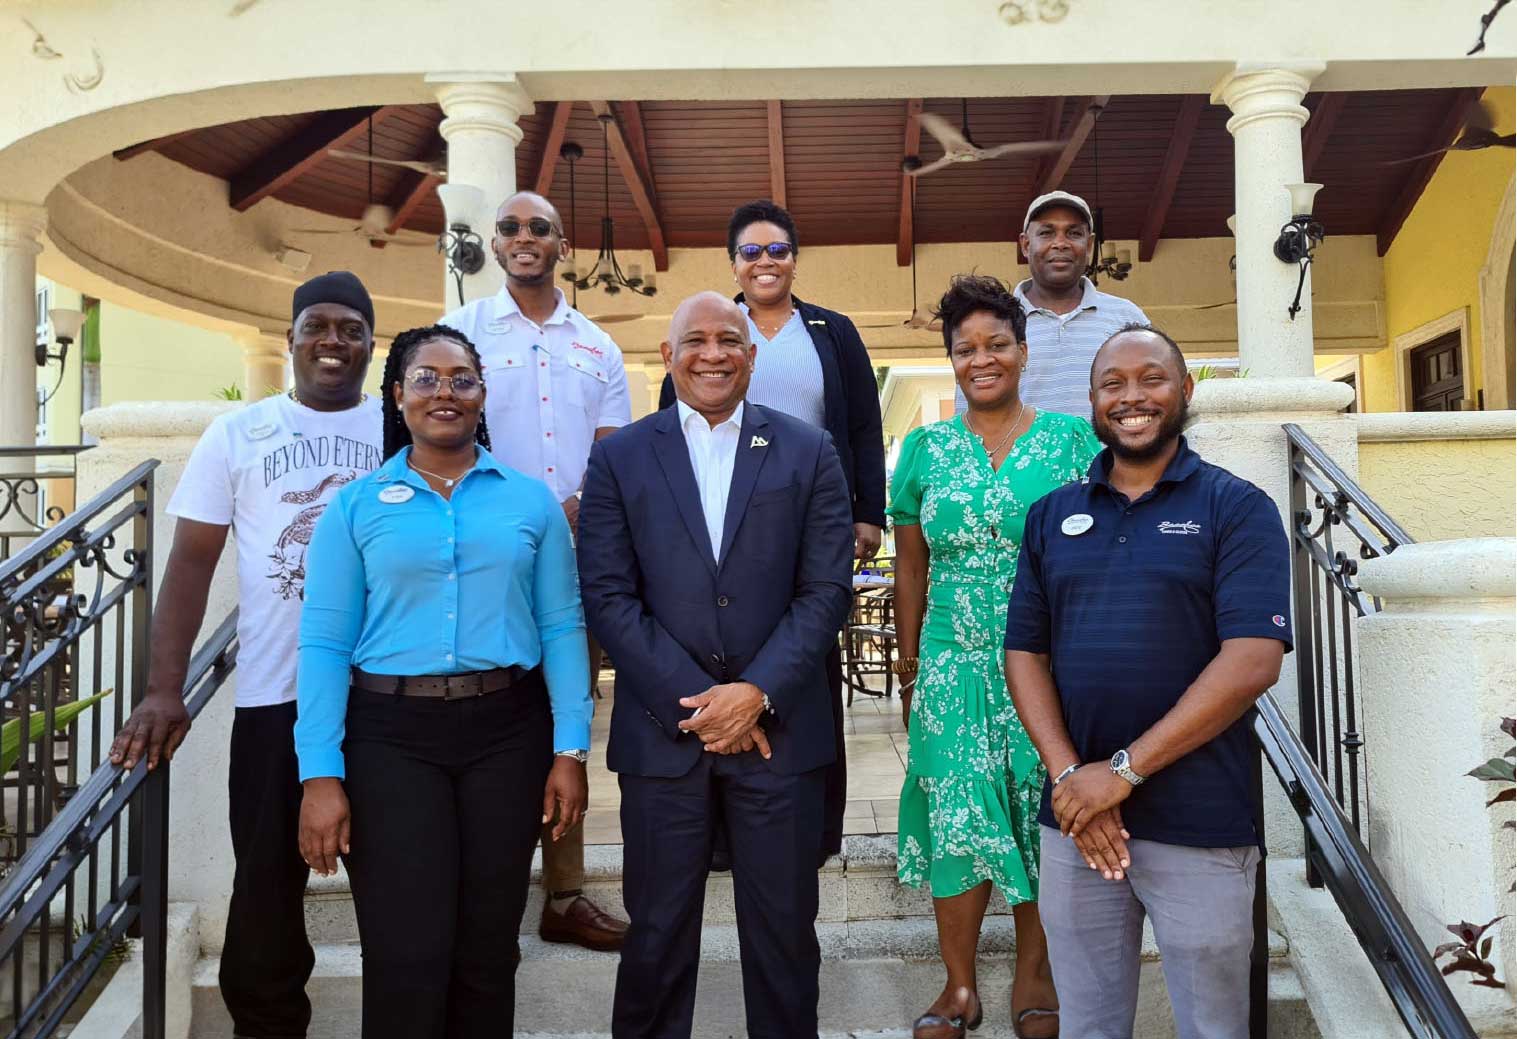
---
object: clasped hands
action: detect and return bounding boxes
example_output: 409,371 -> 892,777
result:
1051,763 -> 1134,882
678,681 -> 771,759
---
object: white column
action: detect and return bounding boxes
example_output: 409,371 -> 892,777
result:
1356,539 -> 1517,1033
237,329 -> 288,400
1211,64 -> 1323,379
0,201 -> 47,446
429,74 -> 531,309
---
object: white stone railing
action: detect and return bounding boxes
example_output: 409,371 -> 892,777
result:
1356,538 -> 1517,1034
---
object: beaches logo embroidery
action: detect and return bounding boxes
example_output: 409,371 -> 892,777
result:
572,341 -> 604,359
1157,520 -> 1202,535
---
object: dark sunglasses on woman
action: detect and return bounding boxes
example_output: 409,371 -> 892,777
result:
497,217 -> 559,239
735,242 -> 794,262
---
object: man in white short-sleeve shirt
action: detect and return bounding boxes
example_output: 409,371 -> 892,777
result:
110,272 -> 383,1039
441,190 -> 632,952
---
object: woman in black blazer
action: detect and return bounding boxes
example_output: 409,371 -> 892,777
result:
659,199 -> 887,861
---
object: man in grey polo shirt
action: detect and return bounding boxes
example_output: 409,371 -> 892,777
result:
956,190 -> 1148,419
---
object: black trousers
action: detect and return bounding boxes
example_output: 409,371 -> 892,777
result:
219,701 -> 315,1039
821,642 -> 846,859
614,753 -> 826,1039
342,671 -> 553,1039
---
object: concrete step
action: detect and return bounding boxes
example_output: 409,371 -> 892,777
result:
303,835 -> 1026,945
190,931 -> 1318,1039
189,934 -> 1322,1037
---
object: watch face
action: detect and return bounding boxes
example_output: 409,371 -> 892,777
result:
1111,750 -> 1128,770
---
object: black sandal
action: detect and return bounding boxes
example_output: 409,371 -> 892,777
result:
912,989 -> 982,1039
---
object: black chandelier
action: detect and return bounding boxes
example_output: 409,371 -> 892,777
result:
561,113 -> 656,299
1086,105 -> 1131,285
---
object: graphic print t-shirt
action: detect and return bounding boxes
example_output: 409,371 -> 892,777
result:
168,394 -> 383,707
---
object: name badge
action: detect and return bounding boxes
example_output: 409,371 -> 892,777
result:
247,423 -> 276,441
1061,513 -> 1094,536
378,485 -> 414,504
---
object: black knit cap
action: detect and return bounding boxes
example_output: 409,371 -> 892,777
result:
291,271 -> 375,331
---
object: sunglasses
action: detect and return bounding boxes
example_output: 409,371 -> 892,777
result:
496,217 -> 559,239
735,242 -> 794,262
406,369 -> 483,400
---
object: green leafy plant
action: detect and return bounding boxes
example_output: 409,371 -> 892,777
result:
212,383 -> 244,401
0,689 -> 114,774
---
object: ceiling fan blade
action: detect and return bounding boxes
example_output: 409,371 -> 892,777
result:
1190,298 -> 1237,311
327,149 -> 447,176
976,139 -> 1067,160
366,236 -> 435,248
289,227 -> 360,236
918,112 -> 973,154
905,153 -> 958,178
1379,147 -> 1452,166
586,313 -> 644,324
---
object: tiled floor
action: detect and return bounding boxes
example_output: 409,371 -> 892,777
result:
581,673 -> 905,846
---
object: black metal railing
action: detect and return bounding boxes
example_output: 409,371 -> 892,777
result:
0,448 -> 91,562
0,460 -> 156,870
1284,423 -> 1415,848
0,610 -> 237,1039
1255,692 -> 1478,1039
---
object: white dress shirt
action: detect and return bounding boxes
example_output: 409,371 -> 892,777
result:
441,286 -> 632,500
676,399 -> 744,562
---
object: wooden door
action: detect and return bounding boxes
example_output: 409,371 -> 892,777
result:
1410,333 -> 1464,412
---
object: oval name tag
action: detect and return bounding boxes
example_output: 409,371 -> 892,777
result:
1061,513 -> 1094,536
247,423 -> 276,441
378,485 -> 415,504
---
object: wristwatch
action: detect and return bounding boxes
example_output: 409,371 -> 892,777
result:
557,749 -> 590,764
1109,748 -> 1146,786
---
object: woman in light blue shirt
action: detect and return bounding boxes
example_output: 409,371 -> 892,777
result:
295,324 -> 591,1039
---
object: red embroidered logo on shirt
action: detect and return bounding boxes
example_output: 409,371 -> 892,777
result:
572,341 -> 604,359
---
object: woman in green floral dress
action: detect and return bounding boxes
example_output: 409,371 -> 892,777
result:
889,276 -> 1100,1039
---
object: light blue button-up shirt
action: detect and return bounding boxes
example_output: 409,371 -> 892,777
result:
294,446 -> 591,781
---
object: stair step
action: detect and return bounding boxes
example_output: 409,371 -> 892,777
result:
190,930 -> 1315,1039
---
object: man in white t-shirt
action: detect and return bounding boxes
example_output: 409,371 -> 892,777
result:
110,272 -> 383,1039
441,190 -> 632,952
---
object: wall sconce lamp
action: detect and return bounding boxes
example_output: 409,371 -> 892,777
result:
1272,183 -> 1324,321
36,307 -> 84,405
436,182 -> 487,302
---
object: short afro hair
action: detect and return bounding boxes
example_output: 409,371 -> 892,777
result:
1091,322 -> 1189,383
933,274 -> 1027,355
727,200 -> 799,260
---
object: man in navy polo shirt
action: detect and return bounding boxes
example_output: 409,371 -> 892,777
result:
1004,324 -> 1291,1039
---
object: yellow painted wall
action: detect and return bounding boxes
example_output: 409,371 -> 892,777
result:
34,278 -> 246,446
1367,87 -> 1516,412
1358,436 -> 1516,540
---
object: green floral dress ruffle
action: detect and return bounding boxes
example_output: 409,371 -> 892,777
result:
888,411 -> 1099,901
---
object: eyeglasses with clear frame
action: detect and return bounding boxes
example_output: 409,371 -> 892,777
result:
405,368 -> 483,400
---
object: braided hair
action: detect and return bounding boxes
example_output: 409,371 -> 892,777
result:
380,324 -> 492,461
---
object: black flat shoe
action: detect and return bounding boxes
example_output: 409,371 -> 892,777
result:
912,989 -> 981,1038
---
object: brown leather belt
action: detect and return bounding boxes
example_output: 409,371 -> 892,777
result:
350,666 -> 526,700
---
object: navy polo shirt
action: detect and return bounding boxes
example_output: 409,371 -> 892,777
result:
1003,437 -> 1291,848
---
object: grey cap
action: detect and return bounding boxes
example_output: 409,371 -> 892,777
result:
1023,190 -> 1094,232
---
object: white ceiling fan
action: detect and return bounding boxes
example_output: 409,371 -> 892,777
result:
327,149 -> 448,178
290,115 -> 436,247
904,99 -> 1065,178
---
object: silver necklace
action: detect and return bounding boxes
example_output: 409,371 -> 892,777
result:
407,458 -> 469,489
964,401 -> 1028,461
753,308 -> 794,336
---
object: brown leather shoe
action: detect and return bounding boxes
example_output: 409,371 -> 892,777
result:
539,894 -> 628,952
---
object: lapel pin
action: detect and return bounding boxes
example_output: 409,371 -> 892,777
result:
750,435 -> 769,448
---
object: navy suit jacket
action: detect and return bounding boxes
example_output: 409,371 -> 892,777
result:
577,402 -> 854,778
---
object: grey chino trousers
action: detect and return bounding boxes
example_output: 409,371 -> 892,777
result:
1038,825 -> 1261,1039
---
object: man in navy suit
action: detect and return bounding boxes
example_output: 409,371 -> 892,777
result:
578,291 -> 854,1039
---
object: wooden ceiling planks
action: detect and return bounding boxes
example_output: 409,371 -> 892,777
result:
120,88 -> 1483,257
